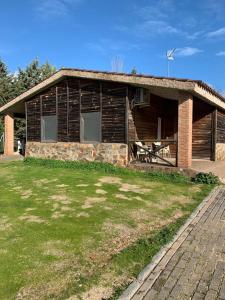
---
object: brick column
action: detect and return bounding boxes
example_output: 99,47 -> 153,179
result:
177,92 -> 193,168
4,114 -> 14,156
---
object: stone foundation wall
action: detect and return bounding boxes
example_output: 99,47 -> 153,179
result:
216,143 -> 225,161
25,142 -> 128,166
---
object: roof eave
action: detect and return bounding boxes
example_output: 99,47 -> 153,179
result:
0,68 -> 224,114
193,84 -> 225,110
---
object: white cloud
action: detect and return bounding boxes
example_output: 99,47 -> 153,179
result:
35,0 -> 83,19
175,47 -> 203,57
136,20 -> 179,37
186,30 -> 205,40
207,27 -> 225,38
216,51 -> 225,56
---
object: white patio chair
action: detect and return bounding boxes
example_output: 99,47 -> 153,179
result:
135,142 -> 148,162
162,145 -> 171,158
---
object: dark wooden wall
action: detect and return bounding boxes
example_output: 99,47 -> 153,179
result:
217,110 -> 225,143
128,92 -> 178,141
26,77 -> 126,143
26,75 -> 221,163
192,98 -> 214,159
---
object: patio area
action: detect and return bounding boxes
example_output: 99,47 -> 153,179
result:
192,159 -> 225,183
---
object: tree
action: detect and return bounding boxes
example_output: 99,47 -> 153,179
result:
0,59 -> 14,106
14,59 -> 56,138
15,58 -> 56,95
131,67 -> 137,74
0,58 -> 56,140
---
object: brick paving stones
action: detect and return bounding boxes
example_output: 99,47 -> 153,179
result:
121,187 -> 225,300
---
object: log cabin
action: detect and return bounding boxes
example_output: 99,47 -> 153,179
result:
1,68 -> 225,169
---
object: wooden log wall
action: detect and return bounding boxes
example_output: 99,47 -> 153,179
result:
26,77 -> 126,143
192,98 -> 214,159
217,110 -> 225,143
26,96 -> 41,141
102,82 -> 126,143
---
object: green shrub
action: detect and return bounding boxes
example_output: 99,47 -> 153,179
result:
192,172 -> 219,185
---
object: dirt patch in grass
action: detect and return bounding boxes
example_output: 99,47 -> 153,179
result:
99,176 -> 122,184
20,189 -> 34,199
49,194 -> 71,205
18,214 -> 45,223
11,186 -> 23,191
119,183 -> 151,194
25,208 -> 36,212
0,216 -> 12,231
81,286 -> 113,300
96,189 -> 107,195
56,184 -> 69,188
15,274 -> 73,300
76,184 -> 89,187
77,212 -> 90,217
129,208 -> 152,222
61,206 -> 73,212
99,177 -> 151,195
33,178 -> 58,187
115,193 -> 130,200
133,195 -> 144,201
51,211 -> 65,219
82,197 -> 106,209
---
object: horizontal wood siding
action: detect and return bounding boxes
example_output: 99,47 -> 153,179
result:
26,78 -> 126,144
57,82 -> 68,142
128,93 -> 178,141
80,80 -> 100,113
102,82 -> 126,143
41,87 -> 56,116
217,110 -> 225,143
67,79 -> 80,142
192,98 -> 213,159
26,97 -> 41,141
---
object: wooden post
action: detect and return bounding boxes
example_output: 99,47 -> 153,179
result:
4,114 -> 14,156
100,82 -> 103,142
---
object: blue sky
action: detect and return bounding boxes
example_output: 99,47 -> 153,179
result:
1,0 -> 225,92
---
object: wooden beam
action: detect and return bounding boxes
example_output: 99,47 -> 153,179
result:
56,86 -> 58,142
100,82 -> 103,142
66,81 -> 69,141
125,87 -> 129,144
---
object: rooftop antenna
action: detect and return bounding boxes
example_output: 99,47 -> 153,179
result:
111,56 -> 124,73
166,48 -> 176,77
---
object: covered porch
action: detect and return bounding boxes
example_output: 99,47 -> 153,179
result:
128,87 -> 216,169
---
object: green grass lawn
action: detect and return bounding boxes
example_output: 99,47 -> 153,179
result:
0,159 -> 213,300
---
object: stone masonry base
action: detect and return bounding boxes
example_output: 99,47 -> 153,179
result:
25,142 -> 128,166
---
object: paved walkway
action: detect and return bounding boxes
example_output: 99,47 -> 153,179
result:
0,154 -> 23,163
121,187 -> 225,300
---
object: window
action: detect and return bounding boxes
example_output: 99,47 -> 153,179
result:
80,112 -> 101,142
41,115 -> 57,142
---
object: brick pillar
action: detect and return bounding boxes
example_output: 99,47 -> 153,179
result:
4,114 -> 14,156
177,93 -> 193,168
